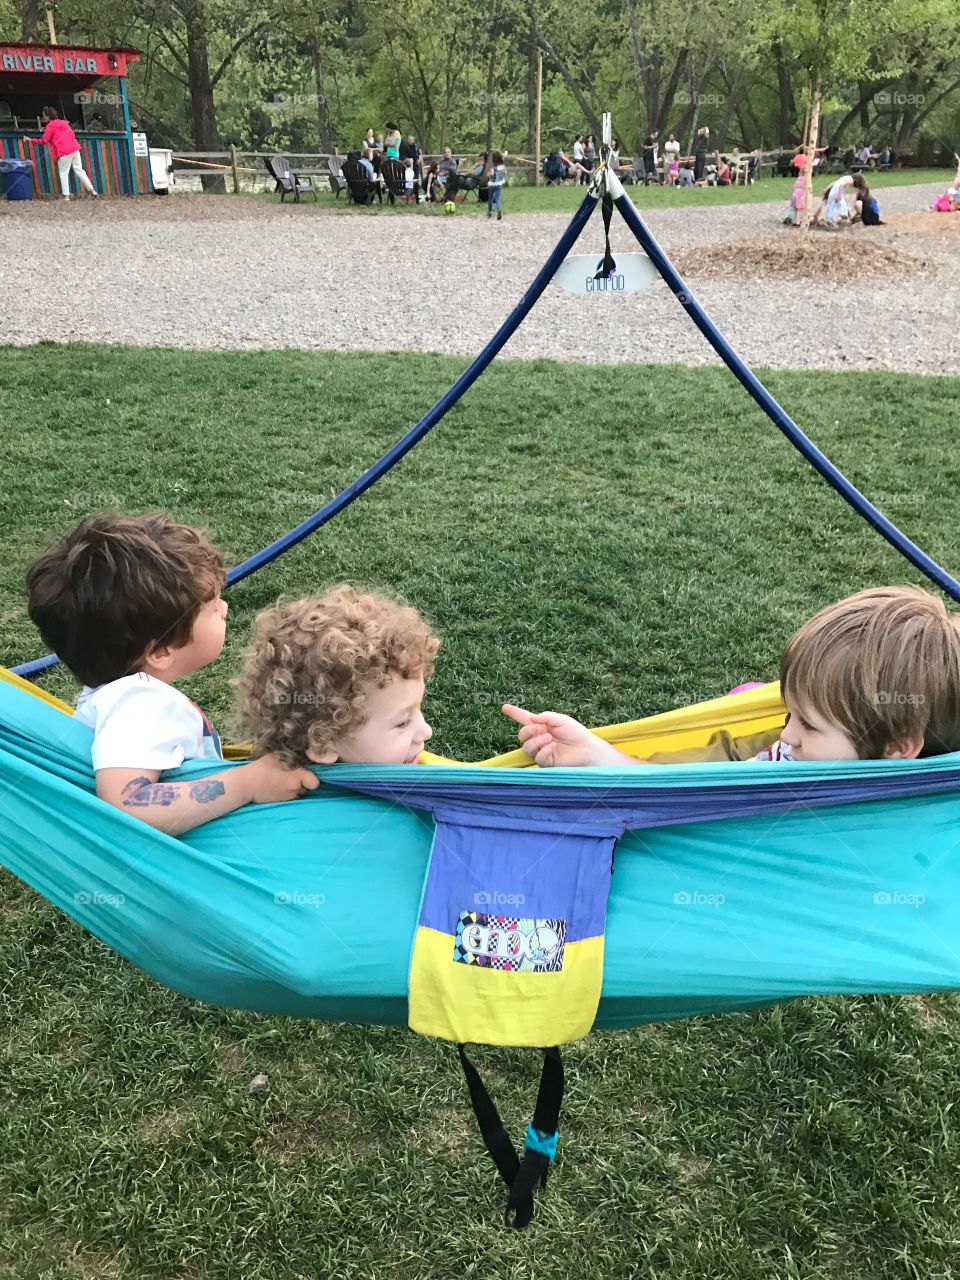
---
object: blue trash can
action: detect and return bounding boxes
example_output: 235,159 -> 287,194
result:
0,159 -> 35,201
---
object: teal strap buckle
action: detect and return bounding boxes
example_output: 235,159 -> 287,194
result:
525,1124 -> 559,1161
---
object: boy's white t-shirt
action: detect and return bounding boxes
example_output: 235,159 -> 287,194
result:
74,672 -> 223,771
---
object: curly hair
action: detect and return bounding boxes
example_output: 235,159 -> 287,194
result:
234,585 -> 441,765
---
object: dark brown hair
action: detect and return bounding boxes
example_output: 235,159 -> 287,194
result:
26,512 -> 225,687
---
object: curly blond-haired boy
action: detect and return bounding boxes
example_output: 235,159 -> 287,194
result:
235,585 -> 440,765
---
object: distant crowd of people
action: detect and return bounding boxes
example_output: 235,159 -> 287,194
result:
544,126 -> 755,188
344,124 -> 506,216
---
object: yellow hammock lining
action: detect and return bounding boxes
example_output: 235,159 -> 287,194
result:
0,666 -> 787,768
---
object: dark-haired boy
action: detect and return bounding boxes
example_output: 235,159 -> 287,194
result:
26,513 -> 317,834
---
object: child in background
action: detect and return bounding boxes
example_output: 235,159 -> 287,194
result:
235,586 -> 439,765
486,149 -> 506,220
424,161 -> 441,202
785,156 -> 807,225
25,514 -> 317,833
505,586 -> 960,766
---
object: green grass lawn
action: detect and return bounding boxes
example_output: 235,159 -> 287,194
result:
258,167 -> 954,215
2,345 -> 960,1278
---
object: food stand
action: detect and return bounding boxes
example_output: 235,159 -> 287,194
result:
0,43 -> 151,195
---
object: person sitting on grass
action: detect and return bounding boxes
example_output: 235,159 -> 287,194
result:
504,586 -> 960,765
25,513 -> 318,834
234,586 -> 438,765
556,147 -> 590,182
819,173 -> 854,228
851,173 -> 882,226
424,161 -> 442,202
437,147 -> 459,188
358,147 -> 376,181
460,152 -> 488,195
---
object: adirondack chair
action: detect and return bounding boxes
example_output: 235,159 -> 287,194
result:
342,156 -> 381,206
381,157 -> 414,205
327,155 -> 348,198
265,155 -> 317,204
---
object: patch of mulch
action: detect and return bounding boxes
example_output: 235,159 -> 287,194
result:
673,232 -> 931,284
885,209 -> 960,237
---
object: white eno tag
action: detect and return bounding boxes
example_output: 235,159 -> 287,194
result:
553,252 -> 659,295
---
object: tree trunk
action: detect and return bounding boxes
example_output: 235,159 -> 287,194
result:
536,34 -> 603,138
801,81 -> 821,229
831,81 -> 893,147
311,41 -> 334,154
683,58 -> 716,156
716,68 -> 738,149
485,41 -> 496,153
20,0 -> 43,40
654,50 -> 688,134
685,97 -> 700,158
622,0 -> 648,127
858,80 -> 871,134
181,2 -> 225,192
525,20 -> 538,156
897,112 -> 918,152
772,41 -> 796,146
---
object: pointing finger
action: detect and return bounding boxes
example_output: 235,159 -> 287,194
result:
502,703 -> 534,725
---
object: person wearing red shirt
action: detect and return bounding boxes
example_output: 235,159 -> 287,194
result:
32,106 -> 97,201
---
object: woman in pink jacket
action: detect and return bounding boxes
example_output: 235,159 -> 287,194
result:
33,107 -> 97,201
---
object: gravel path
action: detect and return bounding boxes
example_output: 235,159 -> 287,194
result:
1,182 -> 957,373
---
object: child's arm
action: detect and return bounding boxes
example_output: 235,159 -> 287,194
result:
502,704 -> 643,767
96,754 -> 319,835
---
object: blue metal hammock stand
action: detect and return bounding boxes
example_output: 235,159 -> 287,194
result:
12,154 -> 960,683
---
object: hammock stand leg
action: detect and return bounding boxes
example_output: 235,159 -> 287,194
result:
603,169 -> 960,604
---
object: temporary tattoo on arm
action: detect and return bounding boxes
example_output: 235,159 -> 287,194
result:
121,777 -> 180,808
189,779 -> 226,804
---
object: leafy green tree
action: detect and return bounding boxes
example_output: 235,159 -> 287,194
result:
764,0 -> 953,218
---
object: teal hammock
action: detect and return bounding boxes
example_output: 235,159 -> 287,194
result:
4,675 -> 959,1030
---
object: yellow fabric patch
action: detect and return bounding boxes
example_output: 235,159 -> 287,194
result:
409,925 -> 605,1047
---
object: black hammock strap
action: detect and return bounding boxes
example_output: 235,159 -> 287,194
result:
594,191 -> 616,281
457,1043 -> 564,1230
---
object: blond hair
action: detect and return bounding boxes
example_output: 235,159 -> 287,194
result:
781,585 -> 960,758
234,585 -> 440,765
